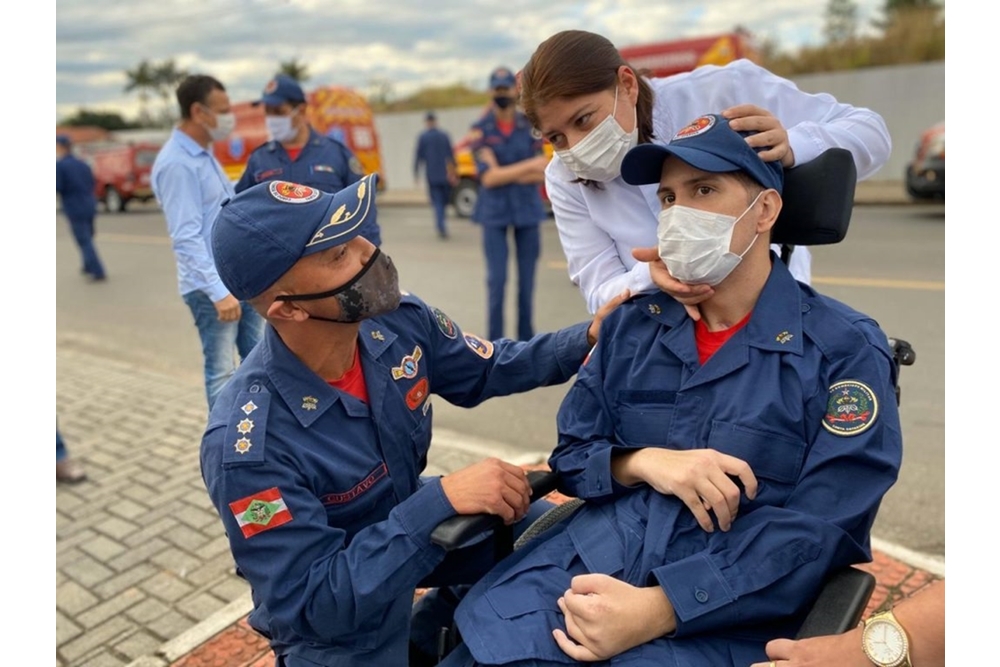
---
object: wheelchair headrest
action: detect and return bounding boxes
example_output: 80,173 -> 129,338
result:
771,148 -> 857,246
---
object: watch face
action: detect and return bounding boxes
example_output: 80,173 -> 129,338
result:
864,619 -> 907,665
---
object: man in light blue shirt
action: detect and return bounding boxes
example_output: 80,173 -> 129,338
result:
152,74 -> 265,410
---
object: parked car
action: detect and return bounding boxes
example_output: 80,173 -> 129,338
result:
905,121 -> 944,201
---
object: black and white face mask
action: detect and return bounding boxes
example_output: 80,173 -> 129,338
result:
276,247 -> 401,323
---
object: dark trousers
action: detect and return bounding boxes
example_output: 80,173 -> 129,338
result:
67,214 -> 106,278
428,183 -> 451,236
482,225 -> 540,341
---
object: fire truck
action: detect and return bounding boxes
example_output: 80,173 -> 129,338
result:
85,142 -> 162,213
212,85 -> 386,189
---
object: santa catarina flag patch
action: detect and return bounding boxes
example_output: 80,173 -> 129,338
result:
229,487 -> 293,538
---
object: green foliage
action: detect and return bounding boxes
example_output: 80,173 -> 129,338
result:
279,59 -> 310,82
60,110 -> 140,131
369,83 -> 491,113
825,0 -> 859,44
124,58 -> 189,127
763,6 -> 943,76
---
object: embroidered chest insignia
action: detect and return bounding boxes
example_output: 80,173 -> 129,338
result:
392,346 -> 423,380
823,380 -> 879,436
406,378 -> 429,411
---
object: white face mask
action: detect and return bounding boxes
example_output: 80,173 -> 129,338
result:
554,86 -> 638,182
656,192 -> 764,286
265,111 -> 298,143
204,109 -> 236,142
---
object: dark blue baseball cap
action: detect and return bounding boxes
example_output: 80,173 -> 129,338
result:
56,134 -> 72,147
489,67 -> 517,90
254,74 -> 307,107
212,174 -> 379,300
621,114 -> 784,193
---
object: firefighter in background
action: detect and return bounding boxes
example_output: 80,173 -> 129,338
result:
234,74 -> 382,246
56,135 -> 107,282
469,67 -> 549,341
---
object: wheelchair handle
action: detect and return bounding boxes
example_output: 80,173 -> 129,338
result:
430,470 -> 560,551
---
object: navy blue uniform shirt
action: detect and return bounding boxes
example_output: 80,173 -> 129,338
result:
56,154 -> 97,220
469,110 -> 545,228
414,127 -> 455,186
200,294 -> 591,666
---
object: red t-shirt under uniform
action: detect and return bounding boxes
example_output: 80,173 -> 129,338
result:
695,311 -> 753,365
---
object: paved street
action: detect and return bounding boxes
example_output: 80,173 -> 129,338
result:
56,196 -> 945,666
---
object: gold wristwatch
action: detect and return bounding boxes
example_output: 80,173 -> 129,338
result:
861,609 -> 912,667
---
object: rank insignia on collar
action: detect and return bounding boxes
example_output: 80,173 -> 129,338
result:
234,437 -> 253,455
648,304 -> 662,315
236,419 -> 254,434
776,331 -> 794,344
241,401 -> 258,415
392,346 -> 423,380
302,396 -> 319,410
822,380 -> 879,436
371,330 -> 385,341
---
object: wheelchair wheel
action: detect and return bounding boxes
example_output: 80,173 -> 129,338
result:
513,498 -> 584,551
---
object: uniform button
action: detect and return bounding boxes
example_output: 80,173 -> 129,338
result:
801,304 -> 810,313
250,384 -> 261,393
695,589 -> 709,603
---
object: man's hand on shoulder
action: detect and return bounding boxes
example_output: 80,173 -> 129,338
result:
214,294 -> 242,322
440,458 -> 531,525
587,289 -> 631,347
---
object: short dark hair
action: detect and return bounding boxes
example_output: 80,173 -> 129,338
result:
176,75 -> 225,119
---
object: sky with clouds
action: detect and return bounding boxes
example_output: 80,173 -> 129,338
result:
56,0 -> 896,122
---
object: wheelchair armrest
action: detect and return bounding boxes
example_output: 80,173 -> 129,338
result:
430,470 -> 560,551
794,567 -> 876,639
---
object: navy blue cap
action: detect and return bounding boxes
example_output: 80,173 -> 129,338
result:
212,174 -> 378,300
254,74 -> 306,107
489,67 -> 517,90
56,134 -> 72,147
621,114 -> 784,194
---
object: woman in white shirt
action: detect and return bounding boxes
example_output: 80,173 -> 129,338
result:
519,30 -> 892,314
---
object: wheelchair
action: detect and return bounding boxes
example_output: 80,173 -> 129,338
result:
424,148 -> 915,664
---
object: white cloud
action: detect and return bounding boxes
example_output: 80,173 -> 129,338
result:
55,0 -> 924,123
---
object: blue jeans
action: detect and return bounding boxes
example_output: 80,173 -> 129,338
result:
482,225 -> 540,341
428,183 -> 452,236
182,291 -> 265,410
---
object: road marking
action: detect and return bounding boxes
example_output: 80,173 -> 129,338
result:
100,233 -> 173,245
813,276 -> 944,291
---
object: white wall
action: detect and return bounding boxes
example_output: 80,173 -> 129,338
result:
373,61 -> 945,189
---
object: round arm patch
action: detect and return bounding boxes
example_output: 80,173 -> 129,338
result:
823,380 -> 879,436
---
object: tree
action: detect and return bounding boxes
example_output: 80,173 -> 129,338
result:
279,58 -> 310,82
825,0 -> 859,44
124,60 -> 158,127
154,59 -> 188,126
874,0 -> 941,30
60,109 -> 140,131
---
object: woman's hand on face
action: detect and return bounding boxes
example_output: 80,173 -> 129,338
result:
722,105 -> 796,168
632,247 -> 712,321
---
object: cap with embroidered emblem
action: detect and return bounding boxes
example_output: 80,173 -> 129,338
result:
488,67 -> 517,90
254,74 -> 307,107
621,113 -> 784,193
211,174 -> 379,301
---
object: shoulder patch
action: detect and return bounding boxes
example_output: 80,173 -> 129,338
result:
823,380 -> 879,436
431,307 -> 458,339
349,156 -> 364,175
223,388 -> 271,464
229,486 -> 293,538
463,333 -> 494,359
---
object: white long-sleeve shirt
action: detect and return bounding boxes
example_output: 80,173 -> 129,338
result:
547,59 -> 892,314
